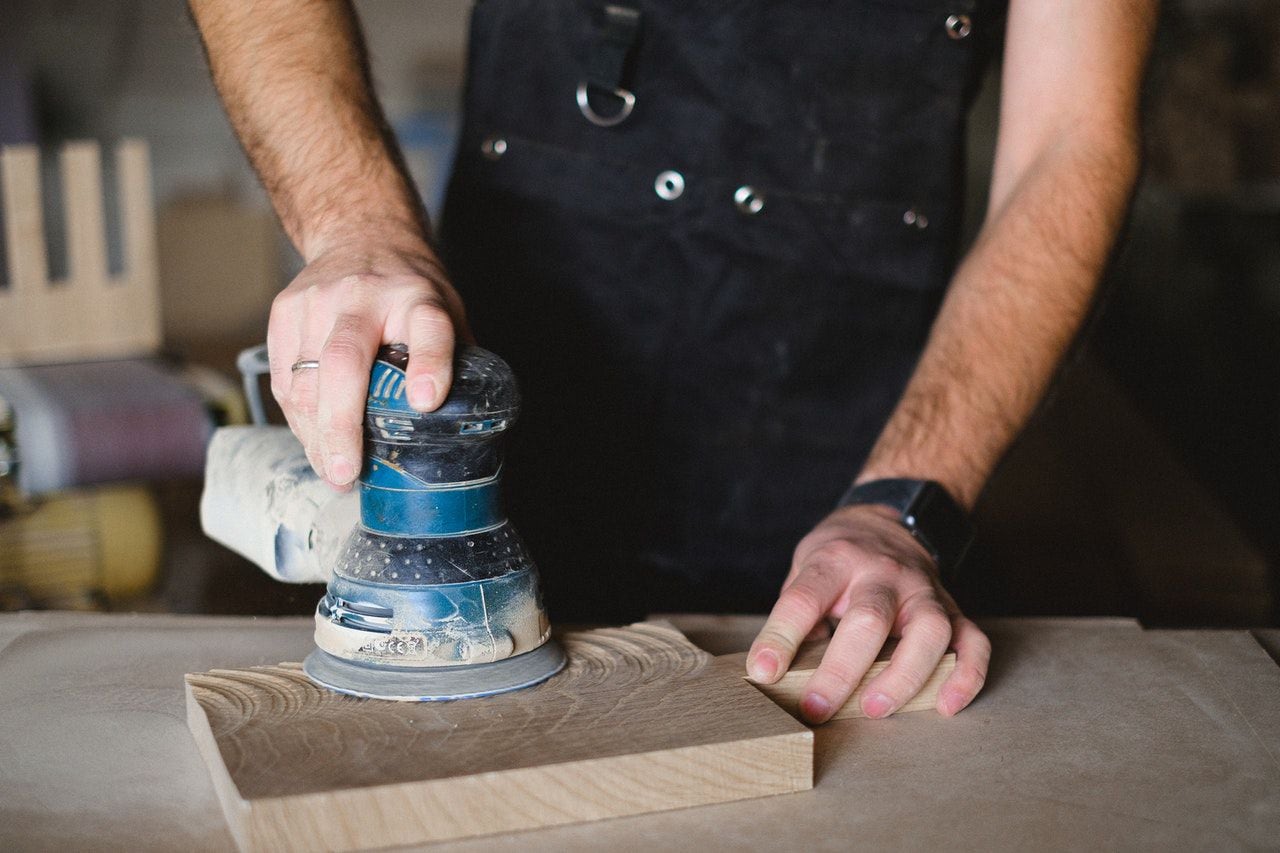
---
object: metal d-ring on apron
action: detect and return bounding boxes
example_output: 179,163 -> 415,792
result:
576,4 -> 642,127
577,82 -> 635,127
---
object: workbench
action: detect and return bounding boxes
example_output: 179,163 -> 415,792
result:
2,612 -> 1277,850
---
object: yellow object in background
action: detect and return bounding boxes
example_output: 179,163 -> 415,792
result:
0,486 -> 162,610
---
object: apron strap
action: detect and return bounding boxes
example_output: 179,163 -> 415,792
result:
577,4 -> 642,127
587,4 -> 643,91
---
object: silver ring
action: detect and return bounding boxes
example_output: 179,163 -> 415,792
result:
291,359 -> 320,372
576,81 -> 636,127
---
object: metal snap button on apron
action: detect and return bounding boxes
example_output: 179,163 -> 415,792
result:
903,208 -> 929,229
654,170 -> 685,200
945,14 -> 972,39
733,186 -> 765,215
577,82 -> 636,127
481,137 -> 508,160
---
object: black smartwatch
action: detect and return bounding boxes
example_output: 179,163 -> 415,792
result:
837,479 -> 973,578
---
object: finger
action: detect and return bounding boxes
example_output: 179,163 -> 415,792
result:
747,563 -> 847,685
798,584 -> 897,724
404,299 -> 456,411
317,312 -> 379,487
285,364 -> 324,476
937,617 -> 991,717
858,597 -> 952,718
269,289 -> 331,479
266,292 -> 302,412
281,384 -> 326,480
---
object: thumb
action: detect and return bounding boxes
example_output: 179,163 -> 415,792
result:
404,300 -> 457,411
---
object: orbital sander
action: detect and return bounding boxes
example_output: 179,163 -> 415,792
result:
203,344 -> 564,702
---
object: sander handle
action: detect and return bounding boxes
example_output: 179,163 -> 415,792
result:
236,344 -> 272,426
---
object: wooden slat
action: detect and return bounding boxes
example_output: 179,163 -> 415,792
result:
61,142 -> 109,288
58,142 -> 108,353
115,138 -> 162,354
723,639 -> 956,721
185,623 -> 813,851
0,146 -> 48,362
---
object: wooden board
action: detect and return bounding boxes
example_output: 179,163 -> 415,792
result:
185,622 -> 812,852
723,640 -> 956,721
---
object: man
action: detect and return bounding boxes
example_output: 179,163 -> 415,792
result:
190,0 -> 1155,724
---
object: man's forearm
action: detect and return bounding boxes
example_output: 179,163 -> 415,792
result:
857,0 -> 1157,510
192,0 -> 465,487
189,0 -> 428,261
857,133 -> 1139,508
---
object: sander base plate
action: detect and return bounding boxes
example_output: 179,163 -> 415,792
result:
302,640 -> 567,702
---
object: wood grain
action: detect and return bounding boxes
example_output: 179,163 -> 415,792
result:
0,140 -> 161,365
724,640 -> 957,721
186,622 -> 812,851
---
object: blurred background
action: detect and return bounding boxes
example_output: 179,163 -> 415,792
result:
0,0 -> 1276,627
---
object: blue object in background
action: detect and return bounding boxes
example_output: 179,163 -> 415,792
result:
395,110 -> 460,215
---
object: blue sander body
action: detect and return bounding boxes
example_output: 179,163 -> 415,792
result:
302,345 -> 565,701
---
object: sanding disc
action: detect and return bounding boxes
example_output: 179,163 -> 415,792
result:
302,640 -> 567,702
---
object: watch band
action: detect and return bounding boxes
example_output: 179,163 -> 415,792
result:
837,478 -> 973,576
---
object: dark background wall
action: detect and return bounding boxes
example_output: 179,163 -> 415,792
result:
966,0 -> 1280,626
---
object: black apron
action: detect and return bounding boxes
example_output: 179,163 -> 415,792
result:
439,0 -> 1005,621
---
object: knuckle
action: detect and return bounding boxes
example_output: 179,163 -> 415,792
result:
323,406 -> 365,434
809,540 -> 859,567
322,338 -> 366,368
334,273 -> 379,302
780,583 -> 827,626
287,379 -> 314,407
844,592 -> 897,633
955,663 -> 986,696
915,611 -> 953,648
410,303 -> 456,342
288,393 -> 316,421
956,618 -> 992,656
409,290 -> 449,312
322,321 -> 372,364
813,657 -> 865,690
412,298 -> 451,321
303,447 -> 327,478
866,552 -> 907,578
755,626 -> 799,654
270,288 -> 297,314
971,628 -> 993,658
269,375 -> 289,402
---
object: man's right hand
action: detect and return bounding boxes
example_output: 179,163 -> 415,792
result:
268,236 -> 471,490
189,0 -> 469,488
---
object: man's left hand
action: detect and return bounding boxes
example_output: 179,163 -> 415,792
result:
746,503 -> 990,724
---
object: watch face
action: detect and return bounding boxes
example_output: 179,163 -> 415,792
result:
839,479 -> 972,575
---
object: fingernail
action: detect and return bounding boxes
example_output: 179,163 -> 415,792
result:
747,649 -> 779,683
409,377 -> 436,410
862,692 -> 894,719
327,454 -> 356,485
800,693 -> 832,724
